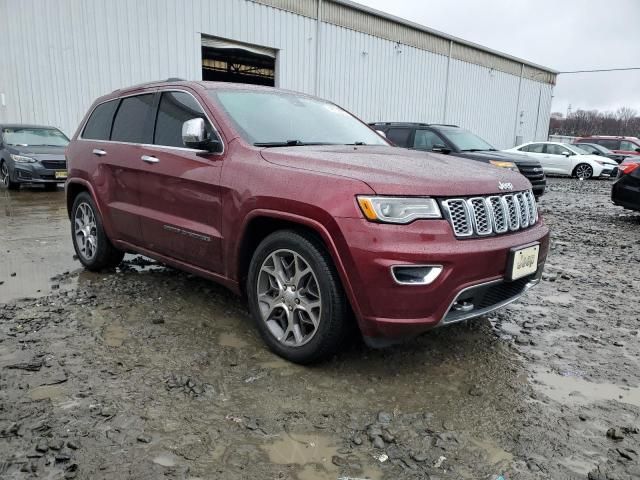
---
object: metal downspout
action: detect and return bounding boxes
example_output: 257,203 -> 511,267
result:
442,39 -> 453,123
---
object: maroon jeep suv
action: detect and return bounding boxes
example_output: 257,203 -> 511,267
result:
66,80 -> 549,363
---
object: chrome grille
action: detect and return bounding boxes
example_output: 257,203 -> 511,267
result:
487,196 -> 508,234
468,198 -> 492,235
444,199 -> 472,236
442,190 -> 538,238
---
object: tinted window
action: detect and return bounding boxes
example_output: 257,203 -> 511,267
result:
578,144 -> 596,154
385,128 -> 412,147
154,92 -> 211,148
82,100 -> 118,140
620,140 -> 639,151
597,139 -> 619,150
413,129 -> 443,150
111,94 -> 154,143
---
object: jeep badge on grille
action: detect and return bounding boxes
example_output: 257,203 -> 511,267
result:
498,182 -> 514,191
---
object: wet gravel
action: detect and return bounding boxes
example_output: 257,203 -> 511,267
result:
0,178 -> 639,479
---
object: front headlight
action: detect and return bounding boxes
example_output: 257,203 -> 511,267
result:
489,160 -> 517,170
10,154 -> 36,163
357,196 -> 442,224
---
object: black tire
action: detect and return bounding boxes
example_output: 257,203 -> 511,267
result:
573,163 -> 593,179
71,192 -> 124,271
247,230 -> 350,364
0,161 -> 20,190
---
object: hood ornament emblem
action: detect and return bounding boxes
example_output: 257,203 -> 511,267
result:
498,182 -> 514,191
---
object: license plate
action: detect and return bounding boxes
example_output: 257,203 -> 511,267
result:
55,170 -> 68,179
509,244 -> 539,280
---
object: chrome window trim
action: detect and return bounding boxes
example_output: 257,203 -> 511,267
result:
78,88 -> 225,156
390,264 -> 443,286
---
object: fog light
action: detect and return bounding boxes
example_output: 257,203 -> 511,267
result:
391,265 -> 443,285
16,169 -> 32,180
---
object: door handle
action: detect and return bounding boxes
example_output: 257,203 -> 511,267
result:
141,155 -> 159,164
92,149 -> 107,157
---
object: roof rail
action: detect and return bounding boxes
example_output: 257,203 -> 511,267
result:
369,121 -> 460,128
112,78 -> 187,93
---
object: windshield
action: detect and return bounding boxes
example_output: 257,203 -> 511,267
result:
438,128 -> 495,151
2,128 -> 69,147
209,89 -> 387,147
565,143 -> 590,155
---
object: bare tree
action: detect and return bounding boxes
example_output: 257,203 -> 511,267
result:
548,107 -> 640,137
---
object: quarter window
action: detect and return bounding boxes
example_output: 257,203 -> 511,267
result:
154,91 -> 211,148
82,100 -> 118,140
385,128 -> 412,148
597,139 -> 619,150
111,94 -> 155,144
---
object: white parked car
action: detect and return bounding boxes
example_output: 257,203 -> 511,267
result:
504,142 -> 618,179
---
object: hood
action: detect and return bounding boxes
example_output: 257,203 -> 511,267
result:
6,145 -> 66,161
457,149 -> 539,165
580,154 -> 617,165
260,145 -> 531,196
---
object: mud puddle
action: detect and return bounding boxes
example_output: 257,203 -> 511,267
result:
1,177 -> 640,479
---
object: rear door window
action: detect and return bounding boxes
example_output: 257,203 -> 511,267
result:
597,139 -> 620,150
82,100 -> 119,140
154,91 -> 211,148
385,128 -> 412,147
111,94 -> 155,144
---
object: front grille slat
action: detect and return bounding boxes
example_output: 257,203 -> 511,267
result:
443,190 -> 537,239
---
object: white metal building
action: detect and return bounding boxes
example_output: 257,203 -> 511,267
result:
0,0 -> 556,149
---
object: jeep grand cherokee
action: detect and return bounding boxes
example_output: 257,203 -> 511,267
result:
65,80 -> 549,363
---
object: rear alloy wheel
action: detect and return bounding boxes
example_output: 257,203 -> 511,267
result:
247,230 -> 350,364
71,192 -> 124,271
573,163 -> 593,180
1,161 -> 19,190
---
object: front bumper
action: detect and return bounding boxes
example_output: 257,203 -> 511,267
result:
336,217 -> 550,340
12,163 -> 67,184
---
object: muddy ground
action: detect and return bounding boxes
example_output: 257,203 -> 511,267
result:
0,178 -> 639,480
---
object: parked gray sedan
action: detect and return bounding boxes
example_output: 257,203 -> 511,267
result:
0,124 -> 69,190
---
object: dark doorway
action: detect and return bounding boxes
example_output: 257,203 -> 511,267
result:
201,37 -> 275,86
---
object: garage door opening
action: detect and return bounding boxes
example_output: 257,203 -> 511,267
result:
201,36 -> 276,86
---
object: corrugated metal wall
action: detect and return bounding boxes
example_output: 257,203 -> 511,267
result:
0,0 -> 553,148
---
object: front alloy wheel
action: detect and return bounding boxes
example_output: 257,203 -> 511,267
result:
247,230 -> 351,364
1,161 -> 19,190
574,163 -> 593,179
257,249 -> 322,347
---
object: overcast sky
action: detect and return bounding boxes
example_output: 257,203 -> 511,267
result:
357,0 -> 640,116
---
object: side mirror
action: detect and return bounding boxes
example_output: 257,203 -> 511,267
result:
635,148 -> 640,153
432,144 -> 451,154
563,152 -> 571,157
182,118 -> 221,152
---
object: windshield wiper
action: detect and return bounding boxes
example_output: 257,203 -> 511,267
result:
460,148 -> 496,152
254,140 -> 340,147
